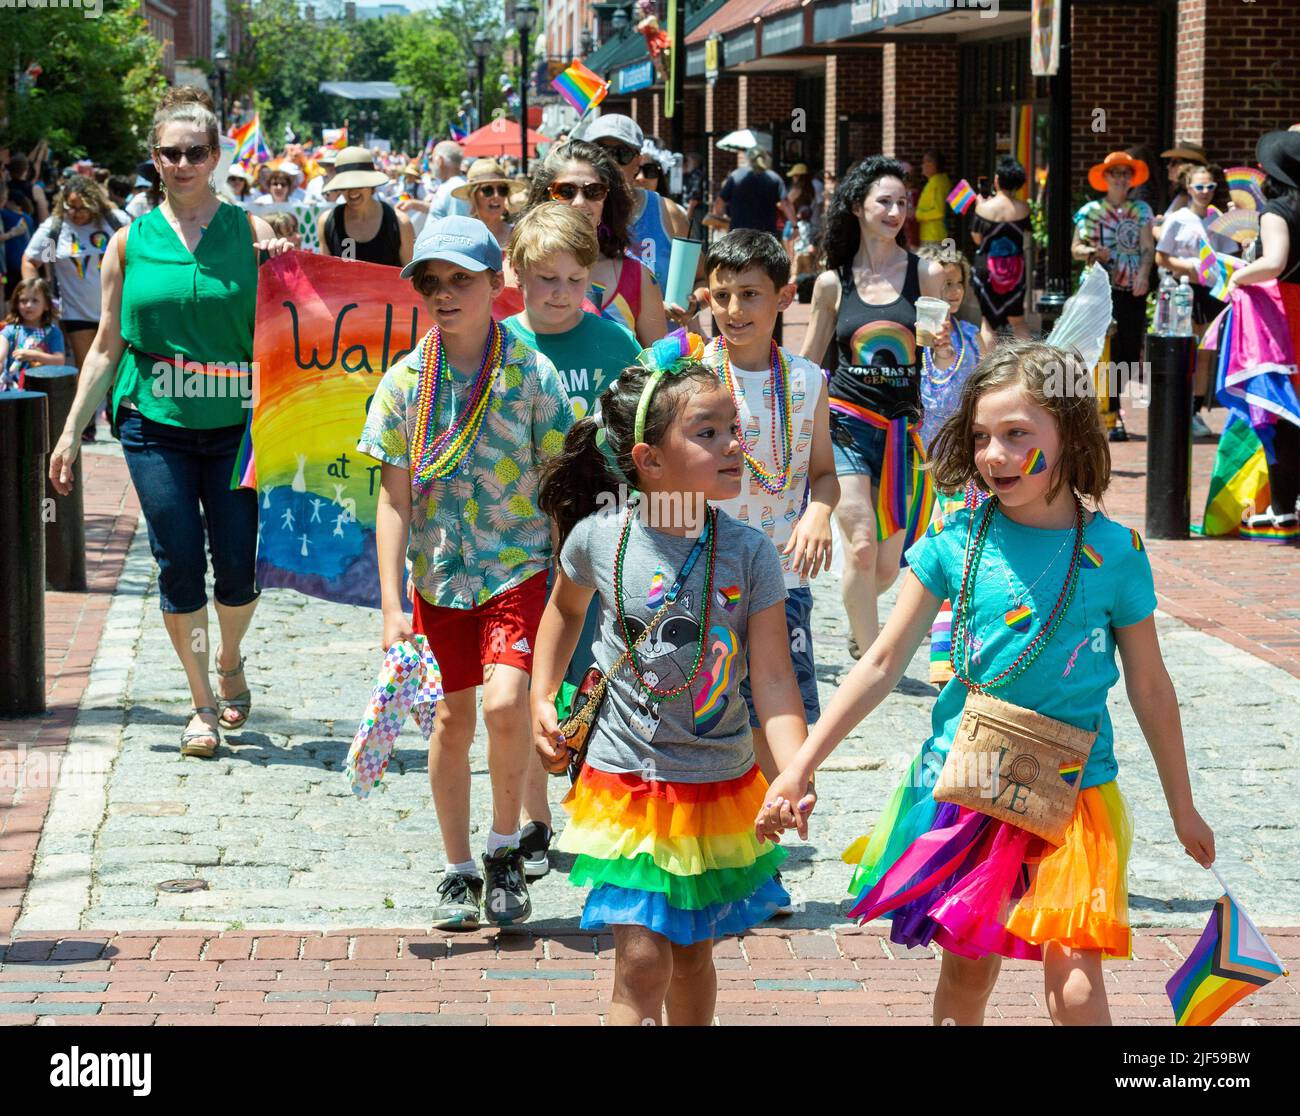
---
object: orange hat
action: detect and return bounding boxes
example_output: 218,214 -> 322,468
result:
1088,151 -> 1149,192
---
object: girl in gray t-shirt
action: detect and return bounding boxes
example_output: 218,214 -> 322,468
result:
530,336 -> 816,1026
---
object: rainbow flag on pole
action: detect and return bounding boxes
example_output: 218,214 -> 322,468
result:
1166,875 -> 1287,1026
230,114 -> 271,166
551,59 -> 609,117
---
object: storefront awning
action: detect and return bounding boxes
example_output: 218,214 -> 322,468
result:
686,0 -> 803,45
318,81 -> 408,100
813,0 -> 1028,43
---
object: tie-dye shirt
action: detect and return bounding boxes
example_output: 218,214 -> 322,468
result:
561,506 -> 787,783
357,327 -> 574,609
1073,199 -> 1154,292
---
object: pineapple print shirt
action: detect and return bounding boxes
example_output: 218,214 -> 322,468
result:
357,328 -> 574,609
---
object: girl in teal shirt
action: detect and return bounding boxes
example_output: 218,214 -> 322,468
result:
761,340 -> 1216,1026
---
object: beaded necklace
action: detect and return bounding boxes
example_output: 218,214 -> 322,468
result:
410,319 -> 506,494
613,502 -> 718,699
716,337 -> 794,494
922,320 -> 969,387
951,496 -> 1084,694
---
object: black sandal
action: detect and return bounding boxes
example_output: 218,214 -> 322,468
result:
215,649 -> 251,730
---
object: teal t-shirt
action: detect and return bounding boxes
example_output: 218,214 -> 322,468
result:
906,504 -> 1157,789
504,311 -> 640,421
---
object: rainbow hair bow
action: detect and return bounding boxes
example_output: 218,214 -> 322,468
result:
634,329 -> 707,443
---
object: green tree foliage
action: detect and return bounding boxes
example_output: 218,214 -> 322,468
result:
230,0 -> 508,151
0,1 -> 169,170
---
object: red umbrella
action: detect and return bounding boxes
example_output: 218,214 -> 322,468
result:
458,119 -> 552,159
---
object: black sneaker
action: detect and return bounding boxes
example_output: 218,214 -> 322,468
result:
518,821 -> 553,880
1109,419 -> 1129,443
482,846 -> 532,927
431,871 -> 483,931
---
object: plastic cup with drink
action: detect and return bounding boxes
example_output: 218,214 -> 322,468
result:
913,296 -> 951,349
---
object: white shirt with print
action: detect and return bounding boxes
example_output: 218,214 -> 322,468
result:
709,339 -> 825,589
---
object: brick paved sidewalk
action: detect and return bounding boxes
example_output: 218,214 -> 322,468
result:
0,448 -> 140,937
0,926 -> 1296,1026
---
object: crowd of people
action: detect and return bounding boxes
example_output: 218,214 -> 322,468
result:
6,82 -> 1300,1027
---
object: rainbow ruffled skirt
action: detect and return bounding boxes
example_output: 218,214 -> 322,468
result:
843,743 -> 1133,961
557,764 -> 788,946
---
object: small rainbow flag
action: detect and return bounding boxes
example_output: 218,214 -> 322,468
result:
1022,447 -> 1046,476
646,568 -> 666,608
1130,528 -> 1143,551
927,519 -> 945,538
1166,890 -> 1286,1026
1004,604 -> 1032,632
715,585 -> 741,611
1058,760 -> 1083,786
947,178 -> 976,215
230,113 -> 272,167
552,59 -> 609,117
449,123 -> 468,142
930,605 -> 953,664
1081,543 -> 1104,569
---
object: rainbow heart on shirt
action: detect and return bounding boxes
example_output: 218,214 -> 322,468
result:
1004,604 -> 1033,633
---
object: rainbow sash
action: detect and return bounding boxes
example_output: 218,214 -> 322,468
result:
829,399 -> 935,551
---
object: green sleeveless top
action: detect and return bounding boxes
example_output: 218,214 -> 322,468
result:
111,201 -> 258,429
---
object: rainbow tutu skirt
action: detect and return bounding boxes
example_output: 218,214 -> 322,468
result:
843,743 -> 1133,961
557,763 -> 788,946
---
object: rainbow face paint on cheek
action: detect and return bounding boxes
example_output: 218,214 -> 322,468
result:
1022,447 -> 1047,476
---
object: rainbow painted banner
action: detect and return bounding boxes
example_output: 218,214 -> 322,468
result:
248,252 -> 428,607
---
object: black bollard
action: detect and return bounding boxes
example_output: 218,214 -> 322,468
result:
25,367 -> 87,592
1145,333 -> 1195,539
0,390 -> 50,716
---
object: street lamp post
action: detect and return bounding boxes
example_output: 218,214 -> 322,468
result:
580,28 -> 594,56
515,2 -> 538,174
465,60 -> 479,130
213,49 -> 229,131
472,33 -> 490,136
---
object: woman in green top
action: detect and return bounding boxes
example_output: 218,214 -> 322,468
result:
48,87 -> 294,758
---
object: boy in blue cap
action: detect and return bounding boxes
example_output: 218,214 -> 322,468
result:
358,216 -> 575,930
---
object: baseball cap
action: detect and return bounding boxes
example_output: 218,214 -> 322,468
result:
401,215 -> 503,280
585,114 -> 644,152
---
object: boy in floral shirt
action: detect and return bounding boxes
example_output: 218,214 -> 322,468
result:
358,216 -> 573,930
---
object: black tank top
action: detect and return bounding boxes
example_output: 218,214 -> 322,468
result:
830,252 -> 923,422
324,200 -> 402,268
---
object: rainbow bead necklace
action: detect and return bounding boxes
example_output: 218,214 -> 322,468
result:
410,319 -> 505,495
716,337 -> 794,494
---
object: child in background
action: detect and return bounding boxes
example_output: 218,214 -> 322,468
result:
761,341 -> 1214,1026
531,337 -> 815,1025
1,277 -> 65,390
698,229 -> 838,789
263,211 -> 302,251
503,201 -> 643,879
916,243 -> 983,685
358,216 -> 574,931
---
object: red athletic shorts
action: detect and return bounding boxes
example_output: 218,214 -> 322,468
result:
411,570 -> 548,694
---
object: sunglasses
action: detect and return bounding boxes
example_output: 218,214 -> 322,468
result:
154,144 -> 214,167
64,202 -> 91,214
475,184 -> 511,198
638,165 -> 662,178
1188,183 -> 1217,193
548,181 -> 609,203
1105,168 -> 1134,179
596,141 -> 640,167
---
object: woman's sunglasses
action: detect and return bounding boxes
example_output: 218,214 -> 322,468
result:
154,144 -> 214,167
548,181 -> 609,203
638,165 -> 662,178
475,184 -> 511,198
1188,183 -> 1217,193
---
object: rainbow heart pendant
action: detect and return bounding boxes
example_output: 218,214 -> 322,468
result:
1004,604 -> 1033,632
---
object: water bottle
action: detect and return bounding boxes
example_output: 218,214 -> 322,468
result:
1173,275 -> 1194,337
1154,269 -> 1176,336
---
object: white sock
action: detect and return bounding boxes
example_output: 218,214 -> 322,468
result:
485,829 -> 521,856
446,859 -> 479,878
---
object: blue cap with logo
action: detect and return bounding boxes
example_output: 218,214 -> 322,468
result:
401,215 -> 503,280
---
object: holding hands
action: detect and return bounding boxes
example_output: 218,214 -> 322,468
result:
754,767 -> 817,843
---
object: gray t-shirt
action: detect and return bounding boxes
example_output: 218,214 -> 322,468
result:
561,505 -> 787,784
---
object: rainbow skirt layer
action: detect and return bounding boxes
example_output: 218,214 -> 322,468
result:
843,744 -> 1133,960
557,763 -> 788,946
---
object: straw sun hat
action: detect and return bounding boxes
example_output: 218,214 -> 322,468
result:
325,146 -> 390,192
452,159 -> 514,201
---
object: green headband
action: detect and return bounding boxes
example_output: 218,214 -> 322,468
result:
631,328 -> 707,445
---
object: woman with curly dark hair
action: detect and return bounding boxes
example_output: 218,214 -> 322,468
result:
798,155 -> 947,657
524,139 -> 666,345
